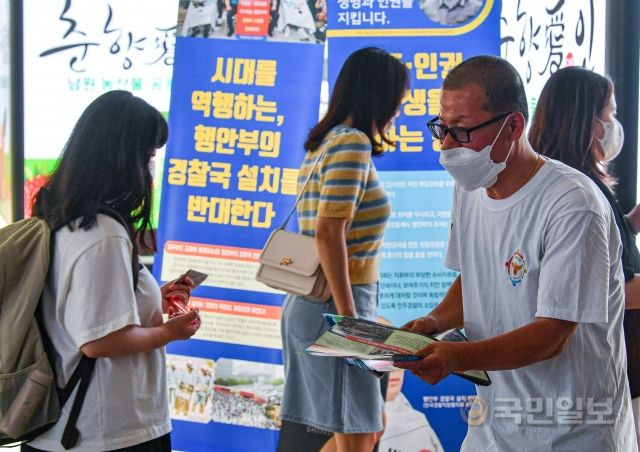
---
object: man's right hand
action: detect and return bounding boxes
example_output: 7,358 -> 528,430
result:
401,315 -> 439,335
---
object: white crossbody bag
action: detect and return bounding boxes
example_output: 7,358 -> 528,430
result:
255,147 -> 331,302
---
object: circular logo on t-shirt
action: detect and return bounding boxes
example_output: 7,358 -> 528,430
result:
505,248 -> 527,286
460,396 -> 488,426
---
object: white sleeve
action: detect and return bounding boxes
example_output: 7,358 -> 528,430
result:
63,236 -> 140,348
444,186 -> 460,272
536,210 -> 609,323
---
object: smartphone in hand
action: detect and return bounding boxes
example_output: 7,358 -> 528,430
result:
175,269 -> 208,288
169,269 -> 209,315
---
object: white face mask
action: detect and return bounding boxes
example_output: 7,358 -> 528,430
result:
596,117 -> 624,162
439,117 -> 513,191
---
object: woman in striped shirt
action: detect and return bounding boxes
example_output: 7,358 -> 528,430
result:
279,47 -> 409,452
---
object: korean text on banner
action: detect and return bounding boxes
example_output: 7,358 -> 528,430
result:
154,30 -> 323,451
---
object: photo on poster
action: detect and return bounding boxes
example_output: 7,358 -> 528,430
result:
329,0 -> 492,33
381,368 -> 444,452
167,354 -> 217,423
176,0 -> 326,43
212,358 -> 283,430
418,0 -> 484,25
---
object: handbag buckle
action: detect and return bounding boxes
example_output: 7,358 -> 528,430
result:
280,257 -> 293,266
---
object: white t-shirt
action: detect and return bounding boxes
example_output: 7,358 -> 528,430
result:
29,214 -> 171,451
446,159 -> 636,451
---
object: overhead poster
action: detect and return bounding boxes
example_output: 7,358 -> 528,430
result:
22,0 -> 177,217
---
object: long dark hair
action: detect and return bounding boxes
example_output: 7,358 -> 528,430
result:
305,47 -> 409,154
529,66 -> 613,183
33,90 -> 168,252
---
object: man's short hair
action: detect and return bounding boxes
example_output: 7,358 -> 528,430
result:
443,55 -> 529,123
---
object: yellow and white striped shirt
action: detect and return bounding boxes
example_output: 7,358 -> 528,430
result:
297,125 -> 391,284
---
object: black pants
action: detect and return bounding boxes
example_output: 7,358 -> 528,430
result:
269,0 -> 280,35
22,433 -> 171,452
226,5 -> 238,35
269,9 -> 279,35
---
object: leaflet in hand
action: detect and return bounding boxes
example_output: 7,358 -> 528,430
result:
305,314 -> 491,386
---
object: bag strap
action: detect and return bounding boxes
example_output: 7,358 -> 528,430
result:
279,145 -> 329,230
96,206 -> 140,289
59,356 -> 95,450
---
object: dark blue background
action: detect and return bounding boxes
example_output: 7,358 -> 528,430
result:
155,37 -> 324,452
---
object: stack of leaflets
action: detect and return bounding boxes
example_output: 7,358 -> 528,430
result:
305,314 -> 491,386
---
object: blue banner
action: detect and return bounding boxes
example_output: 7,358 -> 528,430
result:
154,35 -> 323,452
327,1 -> 501,451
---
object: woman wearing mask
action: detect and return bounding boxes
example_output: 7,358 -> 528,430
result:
25,90 -> 201,451
529,66 -> 640,447
279,47 -> 409,452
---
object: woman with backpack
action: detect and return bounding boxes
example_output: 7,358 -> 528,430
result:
25,90 -> 201,451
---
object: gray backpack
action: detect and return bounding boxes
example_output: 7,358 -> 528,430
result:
0,209 -> 137,449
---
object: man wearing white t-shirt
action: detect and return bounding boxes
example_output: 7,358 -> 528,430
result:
397,56 -> 637,451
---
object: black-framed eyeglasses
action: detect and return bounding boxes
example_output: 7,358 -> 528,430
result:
427,112 -> 511,144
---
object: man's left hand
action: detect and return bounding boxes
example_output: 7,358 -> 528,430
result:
394,341 -> 462,385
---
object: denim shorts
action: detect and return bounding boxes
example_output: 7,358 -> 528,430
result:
279,283 -> 384,433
